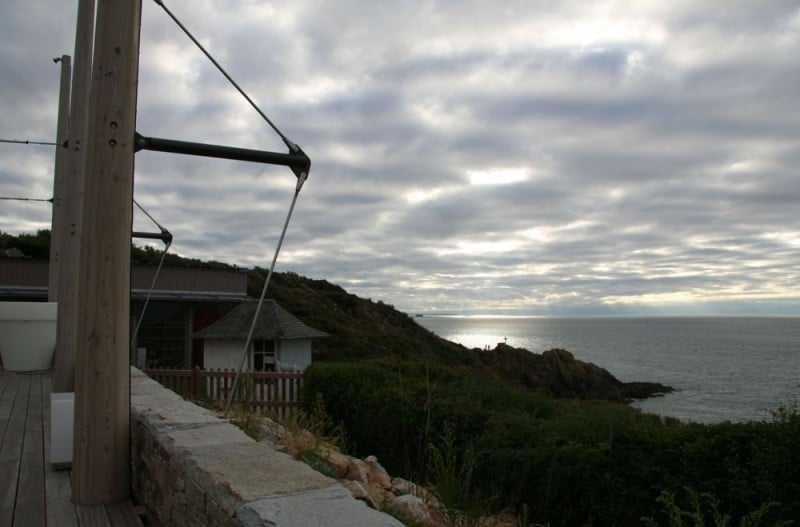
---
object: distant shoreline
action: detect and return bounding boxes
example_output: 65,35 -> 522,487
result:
413,313 -> 798,319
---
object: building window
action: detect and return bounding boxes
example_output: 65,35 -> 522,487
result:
137,319 -> 186,369
253,339 -> 275,371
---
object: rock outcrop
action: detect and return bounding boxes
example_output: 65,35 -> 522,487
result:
478,344 -> 672,401
263,419 -> 447,527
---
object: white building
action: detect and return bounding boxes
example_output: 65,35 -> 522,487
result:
193,299 -> 328,372
0,258 -> 249,369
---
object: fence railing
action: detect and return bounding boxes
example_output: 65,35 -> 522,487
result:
144,367 -> 304,416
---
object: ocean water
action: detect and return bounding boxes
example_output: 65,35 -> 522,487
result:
414,316 -> 800,424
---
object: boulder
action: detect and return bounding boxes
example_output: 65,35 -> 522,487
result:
322,448 -> 351,479
365,455 -> 392,489
386,495 -> 439,526
346,457 -> 370,485
390,477 -> 413,496
390,477 -> 439,509
343,480 -> 386,510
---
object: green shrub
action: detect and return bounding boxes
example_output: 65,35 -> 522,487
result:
302,362 -> 799,526
642,488 -> 794,527
302,361 -> 430,475
426,423 -> 481,522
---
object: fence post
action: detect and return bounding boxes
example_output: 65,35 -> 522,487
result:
191,365 -> 200,399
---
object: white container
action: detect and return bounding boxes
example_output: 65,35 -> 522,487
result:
50,392 -> 74,468
136,347 -> 147,370
0,301 -> 57,371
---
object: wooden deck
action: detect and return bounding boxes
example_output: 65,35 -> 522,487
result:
0,368 -> 144,526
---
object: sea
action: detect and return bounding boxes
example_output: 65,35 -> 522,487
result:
413,316 -> 800,424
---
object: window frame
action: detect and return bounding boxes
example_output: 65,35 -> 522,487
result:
252,339 -> 276,371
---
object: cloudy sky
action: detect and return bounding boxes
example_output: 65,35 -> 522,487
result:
1,1 -> 799,316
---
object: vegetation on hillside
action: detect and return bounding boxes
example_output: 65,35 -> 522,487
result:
1,229 -> 51,259
250,267 -> 470,362
1,229 -> 237,269
302,360 -> 798,526
130,243 -> 238,269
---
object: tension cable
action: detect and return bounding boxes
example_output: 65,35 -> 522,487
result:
0,196 -> 53,203
0,139 -> 57,202
223,172 -> 307,418
152,0 -> 299,152
0,138 -> 59,147
148,0 -> 312,415
130,199 -> 174,353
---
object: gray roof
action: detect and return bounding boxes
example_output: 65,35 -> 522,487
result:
0,286 -> 248,303
131,289 -> 248,302
193,299 -> 329,340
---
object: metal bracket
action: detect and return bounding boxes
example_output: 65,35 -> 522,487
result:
131,228 -> 173,245
134,132 -> 310,179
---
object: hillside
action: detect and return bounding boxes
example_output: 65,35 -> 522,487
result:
254,268 -> 672,401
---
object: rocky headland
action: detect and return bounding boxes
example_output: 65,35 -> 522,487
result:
477,343 -> 673,402
260,270 -> 674,403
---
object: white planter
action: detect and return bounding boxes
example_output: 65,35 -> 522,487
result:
0,301 -> 57,371
50,392 -> 74,468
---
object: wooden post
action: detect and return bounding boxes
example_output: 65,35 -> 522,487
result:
49,54 -> 71,302
54,0 -> 95,394
72,0 -> 142,505
192,365 -> 200,399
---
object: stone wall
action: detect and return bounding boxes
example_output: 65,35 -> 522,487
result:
129,367 -> 403,527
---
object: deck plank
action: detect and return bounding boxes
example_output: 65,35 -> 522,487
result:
105,501 -> 145,527
75,504 -> 112,527
0,370 -> 146,526
46,471 -> 80,527
0,374 -> 30,525
13,372 -> 47,526
0,370 -> 12,405
0,372 -> 21,445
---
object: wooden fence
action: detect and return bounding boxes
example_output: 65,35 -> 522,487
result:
144,367 -> 304,416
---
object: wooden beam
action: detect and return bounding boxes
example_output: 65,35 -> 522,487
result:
49,54 -> 71,303
72,0 -> 142,505
54,0 -> 96,394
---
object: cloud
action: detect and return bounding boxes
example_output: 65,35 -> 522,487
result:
1,1 -> 799,315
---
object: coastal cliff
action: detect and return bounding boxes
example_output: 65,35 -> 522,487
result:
478,343 -> 672,401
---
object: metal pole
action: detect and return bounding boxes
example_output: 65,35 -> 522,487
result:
54,0 -> 95,394
132,230 -> 173,243
134,133 -> 310,179
49,55 -> 71,302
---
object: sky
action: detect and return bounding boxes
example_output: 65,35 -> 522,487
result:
1,1 -> 799,316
